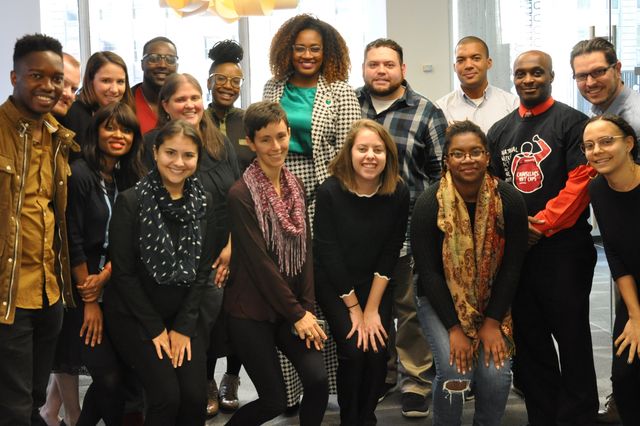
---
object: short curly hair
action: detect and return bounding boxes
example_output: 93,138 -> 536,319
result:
13,33 -> 62,68
269,14 -> 350,84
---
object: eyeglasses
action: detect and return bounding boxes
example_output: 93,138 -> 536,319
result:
573,63 -> 615,82
292,44 -> 323,55
447,149 -> 487,160
580,135 -> 625,152
208,73 -> 243,89
142,53 -> 179,65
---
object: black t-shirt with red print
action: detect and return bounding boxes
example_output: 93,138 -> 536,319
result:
487,100 -> 591,238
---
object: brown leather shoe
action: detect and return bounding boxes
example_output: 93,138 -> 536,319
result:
596,393 -> 621,424
219,373 -> 240,411
206,379 -> 219,417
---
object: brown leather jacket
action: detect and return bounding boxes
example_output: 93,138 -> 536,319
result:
0,97 -> 79,324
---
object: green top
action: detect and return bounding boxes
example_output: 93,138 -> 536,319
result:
280,83 -> 317,156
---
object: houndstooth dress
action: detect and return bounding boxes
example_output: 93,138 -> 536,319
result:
263,75 -> 362,406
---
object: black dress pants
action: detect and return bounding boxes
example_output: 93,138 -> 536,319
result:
316,281 -> 392,426
106,310 -> 207,426
0,301 -> 63,426
611,295 -> 640,426
512,236 -> 598,426
226,316 -> 328,426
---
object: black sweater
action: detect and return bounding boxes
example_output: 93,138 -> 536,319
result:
589,175 -> 640,284
411,179 -> 528,330
313,176 -> 409,296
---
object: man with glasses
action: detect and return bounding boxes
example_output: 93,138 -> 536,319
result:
571,38 -> 640,140
132,36 -> 178,134
488,50 -> 598,426
571,37 -> 640,424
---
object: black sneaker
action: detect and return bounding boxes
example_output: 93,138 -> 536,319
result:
377,382 -> 396,403
401,392 -> 429,418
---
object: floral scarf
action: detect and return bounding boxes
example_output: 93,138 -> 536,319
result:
136,168 -> 207,286
436,171 -> 513,355
243,160 -> 307,276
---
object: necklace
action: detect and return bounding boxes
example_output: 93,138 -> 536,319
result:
608,163 -> 640,192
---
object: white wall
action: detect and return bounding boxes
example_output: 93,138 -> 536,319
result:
0,0 -> 42,100
386,0 -> 452,101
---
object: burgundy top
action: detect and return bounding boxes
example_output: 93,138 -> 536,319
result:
224,178 -> 315,324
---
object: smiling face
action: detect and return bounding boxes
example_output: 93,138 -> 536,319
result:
454,41 -> 492,94
92,62 -> 127,107
161,80 -> 204,126
291,29 -> 323,82
247,119 -> 290,176
98,118 -> 134,160
351,128 -> 387,189
208,62 -> 243,108
583,119 -> 634,176
513,51 -> 554,108
362,46 -> 406,100
154,132 -> 199,196
573,51 -> 622,111
52,55 -> 81,117
445,131 -> 490,187
142,41 -> 178,88
11,50 -> 64,119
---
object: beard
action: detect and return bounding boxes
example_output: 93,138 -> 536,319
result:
366,80 -> 403,98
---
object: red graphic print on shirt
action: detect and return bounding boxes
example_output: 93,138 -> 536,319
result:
510,135 -> 551,193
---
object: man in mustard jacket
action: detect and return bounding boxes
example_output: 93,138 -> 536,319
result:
0,33 -> 78,426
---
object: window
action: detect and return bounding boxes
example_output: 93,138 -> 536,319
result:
41,0 -> 386,106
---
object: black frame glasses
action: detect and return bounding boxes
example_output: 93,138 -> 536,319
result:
446,149 -> 487,160
573,63 -> 615,82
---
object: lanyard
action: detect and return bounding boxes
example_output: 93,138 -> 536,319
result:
98,177 -> 118,270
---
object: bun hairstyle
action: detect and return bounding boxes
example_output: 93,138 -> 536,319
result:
208,40 -> 243,71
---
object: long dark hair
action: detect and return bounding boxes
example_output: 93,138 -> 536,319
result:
83,102 -> 146,189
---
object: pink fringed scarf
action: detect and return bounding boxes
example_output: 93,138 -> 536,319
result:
243,161 -> 307,276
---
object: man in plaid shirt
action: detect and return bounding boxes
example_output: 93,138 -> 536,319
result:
356,38 -> 446,418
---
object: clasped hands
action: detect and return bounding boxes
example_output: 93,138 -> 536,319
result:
152,329 -> 192,368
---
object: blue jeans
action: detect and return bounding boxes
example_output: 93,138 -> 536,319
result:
416,296 -> 512,426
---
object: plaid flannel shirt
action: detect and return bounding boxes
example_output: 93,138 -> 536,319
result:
356,82 -> 447,255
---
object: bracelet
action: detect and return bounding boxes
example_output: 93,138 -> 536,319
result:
346,302 -> 359,309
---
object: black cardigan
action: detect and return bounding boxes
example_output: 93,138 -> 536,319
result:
104,187 -> 217,340
411,179 -> 528,330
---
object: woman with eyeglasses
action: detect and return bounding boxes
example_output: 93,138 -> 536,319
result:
584,115 -> 640,425
412,121 -> 528,426
206,39 -> 253,173
202,39 -> 249,417
62,51 -> 135,158
263,12 -> 361,409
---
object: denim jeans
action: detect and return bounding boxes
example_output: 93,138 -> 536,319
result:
415,295 -> 512,426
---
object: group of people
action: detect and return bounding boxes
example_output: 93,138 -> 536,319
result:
0,11 -> 638,426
